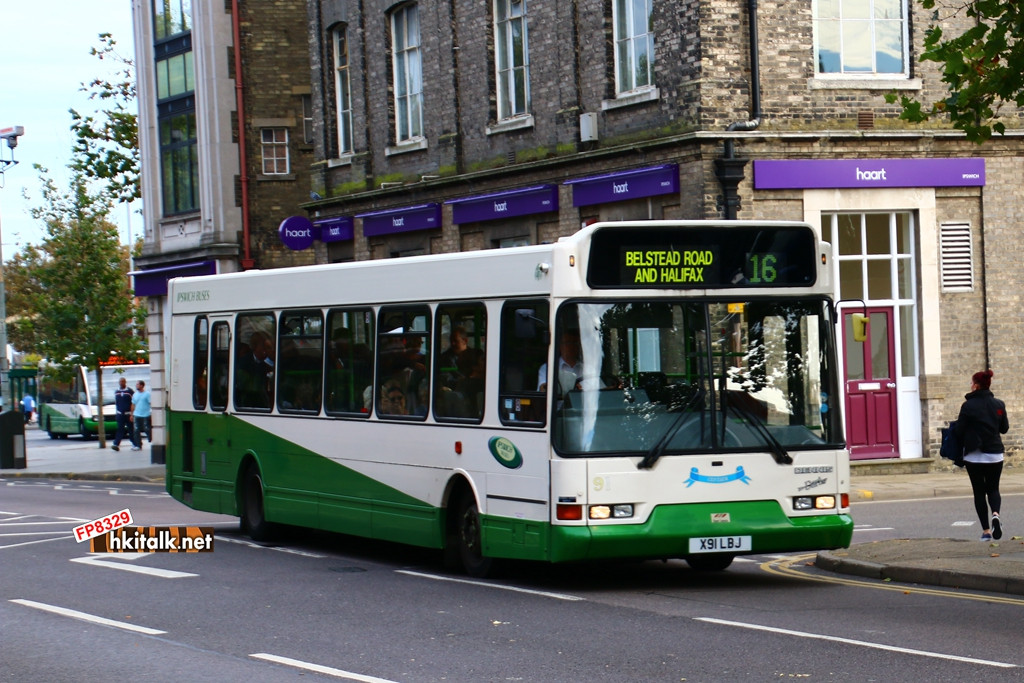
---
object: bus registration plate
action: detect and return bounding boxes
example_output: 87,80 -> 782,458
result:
688,535 -> 752,553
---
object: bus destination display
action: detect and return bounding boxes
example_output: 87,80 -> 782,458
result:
588,224 -> 817,289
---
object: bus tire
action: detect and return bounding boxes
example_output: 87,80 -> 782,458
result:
46,418 -> 58,440
240,464 -> 273,541
450,493 -> 493,578
79,419 -> 94,440
685,554 -> 734,571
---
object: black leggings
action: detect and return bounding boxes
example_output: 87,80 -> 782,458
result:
965,461 -> 1003,529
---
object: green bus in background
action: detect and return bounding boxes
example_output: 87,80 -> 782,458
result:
37,359 -> 150,439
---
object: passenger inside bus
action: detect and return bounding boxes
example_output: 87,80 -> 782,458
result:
537,328 -> 584,392
235,331 -> 275,409
379,381 -> 408,416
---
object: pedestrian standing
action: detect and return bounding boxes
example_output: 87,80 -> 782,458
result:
954,369 -> 1010,541
130,380 -> 152,451
111,377 -> 134,451
20,393 -> 35,425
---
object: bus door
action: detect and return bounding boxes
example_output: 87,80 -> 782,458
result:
842,307 -> 898,459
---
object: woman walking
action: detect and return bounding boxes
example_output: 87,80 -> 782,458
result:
954,370 -> 1010,541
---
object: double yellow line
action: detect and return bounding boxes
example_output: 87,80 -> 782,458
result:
762,553 -> 1024,606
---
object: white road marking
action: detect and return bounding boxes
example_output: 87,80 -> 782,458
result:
70,554 -> 198,578
10,598 -> 166,635
396,569 -> 585,601
251,653 -> 400,682
217,535 -> 326,558
0,536 -> 67,549
695,617 -> 1017,668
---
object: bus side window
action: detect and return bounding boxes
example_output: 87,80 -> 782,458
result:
277,310 -> 324,414
234,313 -> 276,411
210,322 -> 231,412
325,308 -> 375,416
498,300 -> 549,426
377,306 -> 429,419
193,317 -> 209,410
433,303 -> 486,422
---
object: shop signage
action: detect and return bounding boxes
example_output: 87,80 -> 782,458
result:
753,158 -> 986,189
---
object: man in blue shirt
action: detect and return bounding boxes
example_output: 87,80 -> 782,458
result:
130,380 -> 152,451
111,377 -> 134,451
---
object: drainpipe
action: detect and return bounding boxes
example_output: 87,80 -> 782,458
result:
715,0 -> 762,219
232,0 -> 255,269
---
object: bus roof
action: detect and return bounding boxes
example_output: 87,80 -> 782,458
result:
166,220 -> 820,315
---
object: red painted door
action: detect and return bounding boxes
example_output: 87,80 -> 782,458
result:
843,308 -> 899,459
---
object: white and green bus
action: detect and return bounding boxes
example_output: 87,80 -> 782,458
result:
38,359 -> 150,439
166,221 -> 853,575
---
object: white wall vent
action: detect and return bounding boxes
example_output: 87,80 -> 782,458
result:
939,222 -> 973,293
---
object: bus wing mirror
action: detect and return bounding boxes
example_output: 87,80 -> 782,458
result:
515,309 -> 546,339
851,314 -> 868,343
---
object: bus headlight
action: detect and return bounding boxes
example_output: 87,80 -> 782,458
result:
794,496 -> 836,510
589,504 -> 634,520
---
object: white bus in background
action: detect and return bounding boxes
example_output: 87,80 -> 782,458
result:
165,221 -> 854,576
37,359 -> 150,439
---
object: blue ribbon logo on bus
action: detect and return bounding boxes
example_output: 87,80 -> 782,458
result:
684,466 -> 751,487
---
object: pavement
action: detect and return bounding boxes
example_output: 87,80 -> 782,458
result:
4,423 -> 1024,596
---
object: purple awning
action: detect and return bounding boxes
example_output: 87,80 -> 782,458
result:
446,185 -> 558,223
565,164 -> 679,207
357,203 -> 441,237
130,261 -> 216,297
753,158 -> 986,189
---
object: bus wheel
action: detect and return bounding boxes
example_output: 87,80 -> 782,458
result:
78,419 -> 93,440
685,554 -> 734,571
452,494 -> 493,578
47,418 -> 58,440
240,464 -> 273,541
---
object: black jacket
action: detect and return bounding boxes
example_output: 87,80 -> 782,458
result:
954,389 -> 1009,454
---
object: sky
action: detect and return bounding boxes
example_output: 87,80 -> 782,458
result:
0,2 -> 138,257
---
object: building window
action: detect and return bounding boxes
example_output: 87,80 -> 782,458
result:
159,112 -> 199,215
494,0 -> 530,120
391,4 -> 423,142
822,212 -> 917,376
814,0 -> 907,75
301,94 -> 314,145
261,128 -> 289,175
153,0 -> 191,40
153,1 -> 197,216
613,0 -> 655,94
333,27 -> 354,154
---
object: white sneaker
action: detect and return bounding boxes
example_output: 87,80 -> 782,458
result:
130,446 -> 141,451
992,515 -> 1003,540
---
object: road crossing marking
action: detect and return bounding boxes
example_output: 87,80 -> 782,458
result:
70,553 -> 198,578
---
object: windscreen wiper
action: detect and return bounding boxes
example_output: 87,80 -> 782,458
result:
722,396 -> 793,465
636,387 -> 706,470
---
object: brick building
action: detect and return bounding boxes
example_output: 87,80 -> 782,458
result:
129,0 -> 1023,464
300,0 -> 1023,463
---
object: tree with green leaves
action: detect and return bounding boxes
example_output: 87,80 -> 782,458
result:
887,0 -> 1024,143
69,33 -> 140,204
28,167 -> 145,447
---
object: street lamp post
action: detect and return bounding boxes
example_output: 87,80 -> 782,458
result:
0,126 -> 25,412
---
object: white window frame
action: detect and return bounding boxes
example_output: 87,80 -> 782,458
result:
813,0 -> 909,77
613,0 -> 655,95
391,4 -> 423,143
494,0 -> 530,121
333,26 -> 354,155
260,128 -> 289,175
